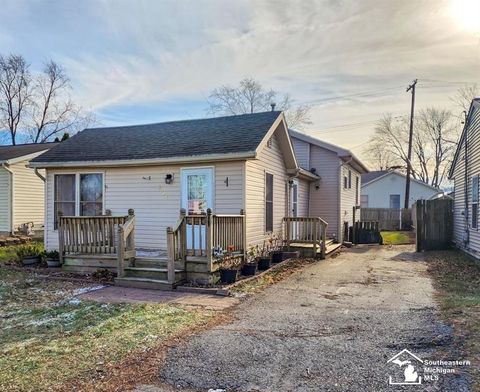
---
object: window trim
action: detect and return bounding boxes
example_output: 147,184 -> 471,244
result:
265,172 -> 274,233
472,175 -> 479,229
53,172 -> 105,230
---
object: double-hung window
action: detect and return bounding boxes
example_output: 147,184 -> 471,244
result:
472,176 -> 478,229
265,173 -> 274,232
54,173 -> 104,228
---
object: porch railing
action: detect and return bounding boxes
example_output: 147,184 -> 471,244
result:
166,208 -> 245,284
283,216 -> 328,258
117,209 -> 136,277
58,212 -> 127,262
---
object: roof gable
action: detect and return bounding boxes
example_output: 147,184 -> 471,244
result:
289,129 -> 369,173
0,142 -> 57,163
31,111 -> 282,167
449,98 -> 480,179
361,170 -> 440,192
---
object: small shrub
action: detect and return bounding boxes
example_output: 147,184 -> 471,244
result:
15,244 -> 43,259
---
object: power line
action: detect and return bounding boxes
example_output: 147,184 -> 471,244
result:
300,85 -> 406,105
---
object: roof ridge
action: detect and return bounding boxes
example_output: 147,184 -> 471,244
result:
84,111 -> 282,132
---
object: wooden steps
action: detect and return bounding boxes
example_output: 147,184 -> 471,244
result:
114,277 -> 175,290
288,238 -> 341,258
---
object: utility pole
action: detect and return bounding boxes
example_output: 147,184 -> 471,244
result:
404,79 -> 417,209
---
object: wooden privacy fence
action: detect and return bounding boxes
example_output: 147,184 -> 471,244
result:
414,199 -> 453,252
361,208 -> 412,231
283,216 -> 328,259
351,221 -> 381,244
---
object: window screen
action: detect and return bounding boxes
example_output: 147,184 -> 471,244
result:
54,174 -> 76,228
80,174 -> 103,216
265,173 -> 273,232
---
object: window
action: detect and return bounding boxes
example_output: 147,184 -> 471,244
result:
390,194 -> 400,209
54,175 -> 76,228
344,175 -> 348,189
355,176 -> 359,205
265,173 -> 273,232
348,170 -> 352,189
472,176 -> 479,229
361,195 -> 369,208
54,173 -> 104,229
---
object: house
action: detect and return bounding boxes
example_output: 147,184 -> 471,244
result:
448,98 -> 480,257
361,170 -> 441,209
289,129 -> 369,242
0,143 -> 58,234
30,111 -> 329,288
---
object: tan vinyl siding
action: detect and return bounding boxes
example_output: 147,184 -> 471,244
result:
10,160 -> 45,230
452,105 -> 480,256
291,137 -> 310,170
245,132 -> 288,246
0,167 -> 11,233
308,145 -> 340,240
340,164 -> 361,241
44,161 -> 244,251
297,178 -> 310,217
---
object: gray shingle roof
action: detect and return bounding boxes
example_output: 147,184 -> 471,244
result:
0,142 -> 58,162
32,111 -> 282,164
361,170 -> 388,185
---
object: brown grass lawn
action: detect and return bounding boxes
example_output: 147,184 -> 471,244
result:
0,256 -> 214,391
425,250 -> 480,389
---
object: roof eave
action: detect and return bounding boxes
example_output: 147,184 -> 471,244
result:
29,151 -> 257,169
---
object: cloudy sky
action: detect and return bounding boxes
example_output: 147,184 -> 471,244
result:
1,0 -> 479,160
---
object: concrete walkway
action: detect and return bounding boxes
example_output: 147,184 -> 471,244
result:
78,286 -> 239,311
155,245 -> 469,392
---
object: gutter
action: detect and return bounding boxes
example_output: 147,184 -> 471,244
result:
1,162 -> 14,234
28,151 -> 256,169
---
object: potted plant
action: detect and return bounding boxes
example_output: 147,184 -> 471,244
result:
216,245 -> 242,284
241,245 -> 258,276
269,234 -> 284,263
45,250 -> 61,268
16,244 -> 42,266
257,241 -> 272,271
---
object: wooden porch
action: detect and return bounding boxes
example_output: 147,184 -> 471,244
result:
58,208 -> 247,289
57,210 -> 332,290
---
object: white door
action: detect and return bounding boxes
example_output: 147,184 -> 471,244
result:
290,180 -> 298,239
181,168 -> 214,250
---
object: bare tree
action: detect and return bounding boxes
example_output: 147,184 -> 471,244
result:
29,61 -> 94,143
207,77 -> 312,128
415,108 -> 458,188
363,139 -> 400,171
0,54 -> 31,145
366,109 -> 458,188
0,54 -> 93,145
451,84 -> 479,113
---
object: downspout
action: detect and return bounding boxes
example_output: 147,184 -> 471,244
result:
1,163 -> 14,234
34,168 -> 46,182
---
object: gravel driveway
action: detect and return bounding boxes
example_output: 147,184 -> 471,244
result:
157,245 -> 469,391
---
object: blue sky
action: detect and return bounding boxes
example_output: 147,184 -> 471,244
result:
0,0 -> 479,157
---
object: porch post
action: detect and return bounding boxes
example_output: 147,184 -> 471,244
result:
206,208 -> 213,272
58,212 -> 64,264
166,226 -> 175,284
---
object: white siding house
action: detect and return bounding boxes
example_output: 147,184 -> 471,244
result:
0,143 -> 56,234
449,98 -> 480,257
289,129 -> 369,242
361,171 -> 440,209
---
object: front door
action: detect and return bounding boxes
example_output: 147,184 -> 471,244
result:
181,168 -> 214,250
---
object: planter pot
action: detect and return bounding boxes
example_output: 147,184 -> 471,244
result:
219,268 -> 238,284
242,262 -> 257,276
22,256 -> 40,266
281,251 -> 300,261
46,258 -> 61,268
271,251 -> 283,263
257,257 -> 271,271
